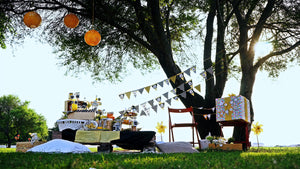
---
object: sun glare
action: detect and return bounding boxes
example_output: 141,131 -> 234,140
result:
254,41 -> 273,57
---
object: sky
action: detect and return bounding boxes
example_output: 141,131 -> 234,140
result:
1,37 -> 299,147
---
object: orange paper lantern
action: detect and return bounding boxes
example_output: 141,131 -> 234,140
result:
84,30 -> 101,46
63,13 -> 79,28
23,11 -> 42,28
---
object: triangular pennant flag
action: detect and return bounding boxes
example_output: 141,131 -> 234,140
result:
180,91 -> 187,98
158,81 -> 164,88
173,96 -> 179,100
162,92 -> 169,99
207,114 -> 211,120
170,89 -> 177,95
178,83 -> 185,91
166,98 -> 172,105
187,80 -> 193,88
125,92 -> 131,99
206,66 -> 214,75
135,105 -> 139,113
204,114 -> 208,120
133,90 -> 137,97
119,110 -> 125,115
179,73 -> 185,80
148,100 -> 154,107
155,96 -> 161,102
200,71 -> 207,79
159,102 -> 165,109
145,86 -> 151,93
140,110 -> 147,116
184,68 -> 191,76
138,88 -> 144,94
164,79 -> 170,85
145,108 -> 150,116
194,84 -> 201,92
119,94 -> 125,100
152,84 -> 158,90
141,102 -> 147,108
152,105 -> 158,113
188,89 -> 195,96
170,75 -> 177,84
191,66 -> 196,73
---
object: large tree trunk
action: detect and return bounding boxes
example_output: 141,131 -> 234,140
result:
233,69 -> 256,147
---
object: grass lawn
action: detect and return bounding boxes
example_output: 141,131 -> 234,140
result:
0,147 -> 299,169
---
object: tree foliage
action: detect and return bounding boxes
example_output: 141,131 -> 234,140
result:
0,95 -> 48,148
1,0 -> 201,82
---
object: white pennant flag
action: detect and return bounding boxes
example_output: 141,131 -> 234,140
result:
179,73 -> 184,80
189,89 -> 195,96
164,79 -> 170,85
152,84 -> 158,90
188,80 -> 193,88
200,71 -> 207,79
159,102 -> 165,109
171,89 -> 176,95
119,94 -> 125,100
155,96 -> 161,102
133,90 -> 137,97
191,66 -> 196,73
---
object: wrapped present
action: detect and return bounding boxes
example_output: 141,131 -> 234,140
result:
216,95 -> 250,123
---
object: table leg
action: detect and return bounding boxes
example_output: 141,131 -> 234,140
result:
97,143 -> 113,153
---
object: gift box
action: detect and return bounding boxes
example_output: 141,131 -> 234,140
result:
216,95 -> 250,123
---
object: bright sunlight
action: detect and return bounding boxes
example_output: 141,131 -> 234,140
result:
254,41 -> 273,57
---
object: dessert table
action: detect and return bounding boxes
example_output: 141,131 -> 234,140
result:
61,129 -> 156,152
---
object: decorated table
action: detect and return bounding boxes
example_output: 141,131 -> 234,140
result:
60,129 -> 156,152
56,92 -> 156,152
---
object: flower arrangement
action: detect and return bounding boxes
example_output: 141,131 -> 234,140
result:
206,135 -> 226,146
156,121 -> 166,141
251,122 -> 263,150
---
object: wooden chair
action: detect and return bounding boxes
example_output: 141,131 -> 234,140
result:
168,107 -> 200,148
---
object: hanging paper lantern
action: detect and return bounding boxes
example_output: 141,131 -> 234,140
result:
63,13 -> 79,28
84,30 -> 101,46
23,11 -> 42,28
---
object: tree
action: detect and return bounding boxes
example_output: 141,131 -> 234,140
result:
0,0 -> 299,143
0,95 -> 48,148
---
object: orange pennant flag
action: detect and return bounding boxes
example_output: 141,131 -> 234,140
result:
145,86 -> 151,93
195,84 -> 201,92
170,75 -> 177,84
125,92 -> 131,99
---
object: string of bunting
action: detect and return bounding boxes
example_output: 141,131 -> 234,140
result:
118,65 -> 215,100
117,65 -> 216,116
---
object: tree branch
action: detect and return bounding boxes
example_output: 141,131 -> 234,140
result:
253,40 -> 300,72
248,0 -> 275,51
